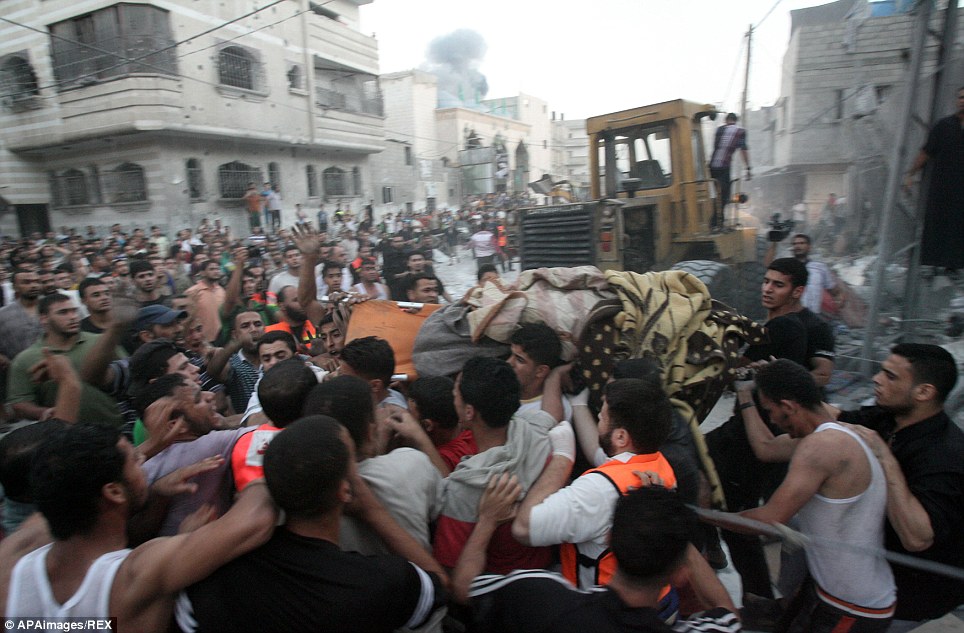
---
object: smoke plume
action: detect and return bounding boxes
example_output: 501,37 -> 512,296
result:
422,29 -> 489,108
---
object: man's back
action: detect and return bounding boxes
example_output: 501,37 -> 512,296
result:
785,422 -> 895,610
182,529 -> 437,633
468,570 -> 740,633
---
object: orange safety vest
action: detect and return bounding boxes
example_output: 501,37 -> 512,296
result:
231,423 -> 281,491
560,452 -> 677,588
497,225 -> 507,247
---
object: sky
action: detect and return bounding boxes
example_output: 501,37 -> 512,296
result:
360,0 -> 836,120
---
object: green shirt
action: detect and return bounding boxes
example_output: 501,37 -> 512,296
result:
6,332 -> 126,428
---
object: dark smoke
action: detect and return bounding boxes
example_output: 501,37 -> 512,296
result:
422,29 -> 489,108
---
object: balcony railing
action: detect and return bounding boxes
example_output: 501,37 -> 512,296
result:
315,86 -> 383,117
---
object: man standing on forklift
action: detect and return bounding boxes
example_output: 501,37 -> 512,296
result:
709,113 -> 751,232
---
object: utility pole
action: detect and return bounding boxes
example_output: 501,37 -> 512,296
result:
860,0 -> 933,375
740,24 -> 753,122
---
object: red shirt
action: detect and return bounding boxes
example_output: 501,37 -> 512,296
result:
438,429 -> 478,472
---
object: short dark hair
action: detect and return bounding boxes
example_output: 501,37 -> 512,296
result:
603,379 -> 672,453
792,233 -> 811,244
302,376 -> 374,449
31,424 -> 126,540
755,359 -> 822,411
129,259 -> 153,277
283,244 -> 300,256
725,112 -> 738,122
263,415 -> 349,519
340,336 -> 395,387
321,260 -> 342,277
767,257 -> 808,288
259,359 -> 317,428
611,486 -> 697,583
0,420 -> 67,504
129,339 -> 182,385
132,373 -> 188,418
510,322 -> 563,369
892,343 -> 959,403
38,293 -> 72,315
258,330 -> 298,355
406,272 -> 439,294
458,356 -> 520,428
78,276 -> 108,300
409,375 -> 459,430
477,263 -> 498,281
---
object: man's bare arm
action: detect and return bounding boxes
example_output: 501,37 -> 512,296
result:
809,357 -> 833,388
847,424 -> 934,552
741,433 -> 832,526
116,480 -> 277,607
736,386 -> 796,463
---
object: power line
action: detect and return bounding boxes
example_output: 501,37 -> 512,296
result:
754,0 -> 784,29
721,35 -> 748,112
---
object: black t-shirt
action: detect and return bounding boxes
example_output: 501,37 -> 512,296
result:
469,570 -> 741,633
837,407 -> 964,620
743,313 -> 808,367
79,317 -> 105,335
794,308 -> 834,363
184,529 -> 445,633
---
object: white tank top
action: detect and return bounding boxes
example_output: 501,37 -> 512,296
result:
796,422 -> 895,609
6,544 -> 131,618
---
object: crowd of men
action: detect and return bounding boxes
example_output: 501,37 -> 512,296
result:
0,210 -> 958,633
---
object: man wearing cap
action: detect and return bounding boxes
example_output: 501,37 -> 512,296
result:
124,305 -> 188,356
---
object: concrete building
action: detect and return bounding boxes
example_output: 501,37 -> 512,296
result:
746,0 -> 962,249
550,114 -> 590,200
374,69 -> 554,214
0,0 -> 384,238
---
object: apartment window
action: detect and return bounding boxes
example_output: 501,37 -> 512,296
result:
404,146 -> 413,166
0,54 -> 40,108
352,167 -> 361,196
49,4 -> 177,90
382,186 -> 394,204
107,162 -> 147,203
217,45 -> 262,92
63,169 -> 89,206
218,161 -> 261,199
323,166 -> 347,196
287,64 -> 304,91
88,165 -> 102,204
186,158 -> 204,200
306,165 -> 318,198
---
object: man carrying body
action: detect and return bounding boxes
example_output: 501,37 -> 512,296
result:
733,360 -> 896,632
456,483 -> 740,633
433,356 -> 567,575
0,422 -> 275,629
338,336 -> 406,409
709,112 -> 750,231
839,344 -> 964,627
182,415 -> 446,632
508,323 -> 573,420
136,374 -> 254,536
510,377 -> 725,619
